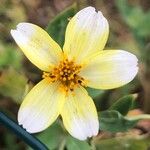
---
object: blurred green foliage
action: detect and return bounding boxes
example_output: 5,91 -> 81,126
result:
0,0 -> 150,150
96,137 -> 150,150
0,68 -> 27,103
46,3 -> 78,47
116,0 -> 150,41
0,42 -> 22,70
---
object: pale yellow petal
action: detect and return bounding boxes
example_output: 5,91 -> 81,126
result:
79,50 -> 138,89
61,86 -> 99,140
18,79 -> 66,133
63,7 -> 109,63
11,23 -> 62,71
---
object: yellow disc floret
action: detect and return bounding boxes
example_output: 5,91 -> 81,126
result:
42,58 -> 86,92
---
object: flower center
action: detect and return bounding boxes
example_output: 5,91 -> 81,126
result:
42,58 -> 85,92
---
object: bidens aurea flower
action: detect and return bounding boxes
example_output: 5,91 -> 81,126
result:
11,7 -> 138,140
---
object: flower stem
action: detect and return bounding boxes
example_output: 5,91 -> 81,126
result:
125,114 -> 150,121
0,112 -> 48,150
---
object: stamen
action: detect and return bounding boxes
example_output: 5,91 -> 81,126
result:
63,77 -> 67,81
42,58 -> 86,92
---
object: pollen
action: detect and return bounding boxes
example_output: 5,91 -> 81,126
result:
42,58 -> 86,92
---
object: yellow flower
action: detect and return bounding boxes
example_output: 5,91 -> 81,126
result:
11,7 -> 138,140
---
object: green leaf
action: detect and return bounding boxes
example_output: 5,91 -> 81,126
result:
109,95 -> 136,115
99,110 -> 137,132
99,110 -> 150,133
86,87 -> 104,99
66,136 -> 91,150
46,3 -> 78,47
35,121 -> 65,150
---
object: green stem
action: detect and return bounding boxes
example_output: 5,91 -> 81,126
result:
0,112 -> 48,150
125,114 -> 150,121
58,139 -> 66,150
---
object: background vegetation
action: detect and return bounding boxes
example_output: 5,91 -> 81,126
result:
0,0 -> 150,149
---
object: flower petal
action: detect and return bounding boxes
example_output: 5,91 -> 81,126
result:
18,79 -> 66,133
11,23 -> 62,71
79,50 -> 138,89
63,7 -> 109,63
61,86 -> 99,140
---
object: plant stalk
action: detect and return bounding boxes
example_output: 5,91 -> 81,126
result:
0,112 -> 48,150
